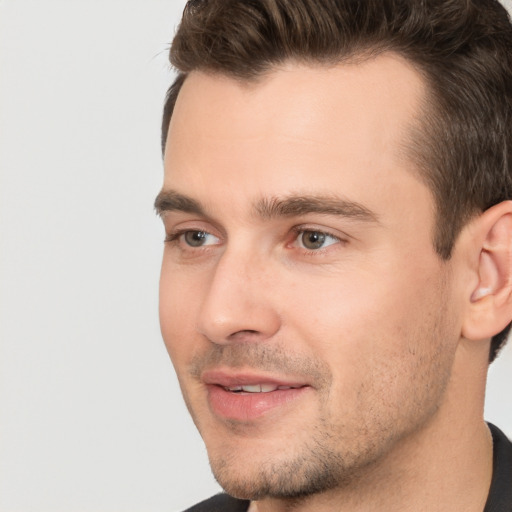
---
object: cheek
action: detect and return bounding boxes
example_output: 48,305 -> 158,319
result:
280,266 -> 392,343
159,261 -> 205,364
281,258 -> 453,381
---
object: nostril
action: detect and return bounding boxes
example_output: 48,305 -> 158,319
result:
227,329 -> 261,341
231,329 -> 259,336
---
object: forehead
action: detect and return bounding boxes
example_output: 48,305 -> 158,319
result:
163,54 -> 428,218
166,54 -> 424,147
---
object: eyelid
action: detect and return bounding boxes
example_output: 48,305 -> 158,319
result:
163,220 -> 350,254
165,228 -> 221,244
163,215 -> 222,235
287,225 -> 349,254
290,225 -> 348,241
163,218 -> 224,246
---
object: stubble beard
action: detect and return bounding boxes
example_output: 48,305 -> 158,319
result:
209,419 -> 395,501
208,349 -> 453,503
186,283 -> 456,502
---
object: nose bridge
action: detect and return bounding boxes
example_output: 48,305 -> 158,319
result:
197,242 -> 280,344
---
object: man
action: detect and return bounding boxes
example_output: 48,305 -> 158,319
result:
155,0 -> 512,510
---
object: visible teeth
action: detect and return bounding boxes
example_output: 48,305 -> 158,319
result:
225,384 -> 297,393
241,384 -> 264,393
226,385 -> 243,392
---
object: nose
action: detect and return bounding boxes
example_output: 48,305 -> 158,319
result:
197,248 -> 281,345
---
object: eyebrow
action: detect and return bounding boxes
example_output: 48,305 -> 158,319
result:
254,195 -> 379,222
154,190 -> 205,217
154,189 -> 378,223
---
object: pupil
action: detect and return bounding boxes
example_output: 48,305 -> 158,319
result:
302,231 -> 325,249
185,231 -> 206,247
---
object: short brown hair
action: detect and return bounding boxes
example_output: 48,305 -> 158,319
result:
161,0 -> 512,362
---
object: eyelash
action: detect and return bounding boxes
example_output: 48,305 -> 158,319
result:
164,229 -> 189,244
164,226 -> 345,254
164,229 -> 209,244
289,226 -> 344,253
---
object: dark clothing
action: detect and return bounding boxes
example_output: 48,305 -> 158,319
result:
485,423 -> 512,512
184,422 -> 512,512
183,493 -> 249,512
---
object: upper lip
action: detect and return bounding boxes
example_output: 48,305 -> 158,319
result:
201,368 -> 309,389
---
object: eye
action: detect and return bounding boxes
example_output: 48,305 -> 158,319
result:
182,230 -> 220,247
295,230 -> 339,250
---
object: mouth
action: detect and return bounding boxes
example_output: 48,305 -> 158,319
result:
223,383 -> 303,393
202,370 -> 311,421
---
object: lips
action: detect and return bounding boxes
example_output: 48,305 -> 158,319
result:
202,369 -> 310,421
224,383 -> 301,393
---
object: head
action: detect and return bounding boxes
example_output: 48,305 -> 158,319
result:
157,0 -> 512,503
163,0 -> 512,362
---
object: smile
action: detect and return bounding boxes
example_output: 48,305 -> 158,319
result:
199,370 -> 311,421
224,384 -> 301,393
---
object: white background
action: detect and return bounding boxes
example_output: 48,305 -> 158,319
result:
1,1 -> 511,511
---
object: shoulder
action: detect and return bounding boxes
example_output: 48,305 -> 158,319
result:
182,493 -> 250,512
485,423 -> 512,512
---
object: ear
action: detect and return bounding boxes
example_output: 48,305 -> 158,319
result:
462,201 -> 512,341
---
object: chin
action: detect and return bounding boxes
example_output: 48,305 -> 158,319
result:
206,437 -> 367,501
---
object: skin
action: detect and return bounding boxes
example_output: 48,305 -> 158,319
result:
158,55 -> 495,511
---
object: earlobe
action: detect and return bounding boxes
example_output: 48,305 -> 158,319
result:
462,201 -> 512,341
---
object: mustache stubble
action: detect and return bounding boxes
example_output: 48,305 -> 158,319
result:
189,342 -> 333,390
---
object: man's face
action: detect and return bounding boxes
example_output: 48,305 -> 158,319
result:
158,55 -> 464,499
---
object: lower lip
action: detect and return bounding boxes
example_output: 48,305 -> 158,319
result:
207,385 -> 309,421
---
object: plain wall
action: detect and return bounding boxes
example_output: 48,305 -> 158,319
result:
1,1 -> 511,511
